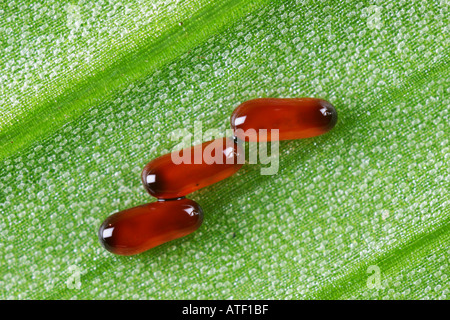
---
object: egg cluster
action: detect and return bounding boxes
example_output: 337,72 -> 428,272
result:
98,97 -> 337,255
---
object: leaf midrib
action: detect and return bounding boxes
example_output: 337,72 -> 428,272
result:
0,0 -> 271,162
311,216 -> 450,299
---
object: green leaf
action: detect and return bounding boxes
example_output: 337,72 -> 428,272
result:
0,0 -> 449,299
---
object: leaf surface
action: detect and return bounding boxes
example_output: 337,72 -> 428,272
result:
0,0 -> 449,299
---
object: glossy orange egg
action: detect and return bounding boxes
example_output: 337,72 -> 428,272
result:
142,137 -> 243,199
98,199 -> 203,256
230,98 -> 337,142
